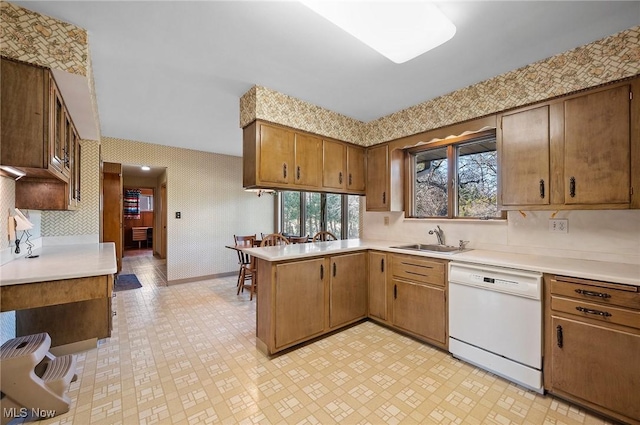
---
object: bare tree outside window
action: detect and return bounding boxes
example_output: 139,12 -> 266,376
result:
414,147 -> 448,217
457,139 -> 498,218
411,132 -> 500,218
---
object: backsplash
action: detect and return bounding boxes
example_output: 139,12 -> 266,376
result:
363,210 -> 640,265
240,26 -> 640,146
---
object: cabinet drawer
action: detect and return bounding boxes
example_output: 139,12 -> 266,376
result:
391,255 -> 445,287
550,277 -> 640,310
551,296 -> 640,330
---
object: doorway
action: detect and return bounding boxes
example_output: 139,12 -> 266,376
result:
121,164 -> 167,260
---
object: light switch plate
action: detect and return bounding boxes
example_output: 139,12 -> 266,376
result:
549,219 -> 568,233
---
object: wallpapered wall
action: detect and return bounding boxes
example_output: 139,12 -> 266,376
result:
101,137 -> 274,282
240,26 -> 640,145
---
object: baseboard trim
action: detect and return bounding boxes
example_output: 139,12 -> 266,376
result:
167,271 -> 236,285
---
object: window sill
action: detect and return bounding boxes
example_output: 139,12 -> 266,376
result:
403,217 -> 507,223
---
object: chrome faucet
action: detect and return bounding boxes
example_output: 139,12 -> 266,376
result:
429,226 -> 445,245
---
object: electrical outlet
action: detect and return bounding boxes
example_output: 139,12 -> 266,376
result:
549,219 -> 568,233
384,216 -> 390,226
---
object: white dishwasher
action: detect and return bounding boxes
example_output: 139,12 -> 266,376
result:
448,262 -> 543,393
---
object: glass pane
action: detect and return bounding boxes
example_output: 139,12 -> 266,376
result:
326,194 -> 342,238
282,191 -> 301,235
457,138 -> 499,218
304,192 -> 321,237
414,147 -> 448,217
347,195 -> 360,239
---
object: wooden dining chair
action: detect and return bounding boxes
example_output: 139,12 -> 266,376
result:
287,235 -> 309,244
233,234 -> 255,297
311,231 -> 338,242
260,233 -> 290,247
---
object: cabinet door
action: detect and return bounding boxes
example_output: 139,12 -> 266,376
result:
551,316 -> 640,421
392,279 -> 446,344
0,58 -> 46,169
501,106 -> 550,206
322,139 -> 346,190
368,252 -> 386,321
294,133 -> 322,187
564,85 -> 630,204
330,252 -> 367,328
275,258 -> 325,348
259,123 -> 294,185
347,145 -> 366,192
366,145 -> 389,211
50,81 -> 67,175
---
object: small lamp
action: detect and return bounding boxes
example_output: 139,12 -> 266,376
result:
13,208 -> 38,258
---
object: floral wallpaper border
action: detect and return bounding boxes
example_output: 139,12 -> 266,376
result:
0,1 -> 87,76
240,25 -> 640,146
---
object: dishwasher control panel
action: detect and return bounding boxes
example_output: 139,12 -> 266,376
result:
449,262 -> 542,299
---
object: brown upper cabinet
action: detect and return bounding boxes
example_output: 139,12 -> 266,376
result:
322,140 -> 366,193
499,79 -> 638,210
243,120 -> 365,195
365,144 -> 404,211
1,57 -> 81,210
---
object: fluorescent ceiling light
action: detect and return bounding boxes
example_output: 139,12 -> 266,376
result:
141,166 -> 151,171
301,1 -> 456,64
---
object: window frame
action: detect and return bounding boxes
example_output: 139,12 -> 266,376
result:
406,129 -> 505,220
279,191 -> 360,239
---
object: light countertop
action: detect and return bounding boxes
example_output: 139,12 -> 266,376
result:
242,239 -> 640,287
0,243 -> 117,286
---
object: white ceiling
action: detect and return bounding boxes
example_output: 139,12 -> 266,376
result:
15,1 -> 640,157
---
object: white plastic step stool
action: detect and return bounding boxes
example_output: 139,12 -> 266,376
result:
0,333 -> 76,424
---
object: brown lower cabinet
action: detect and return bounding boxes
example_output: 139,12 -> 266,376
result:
256,251 -> 367,355
544,274 -> 640,424
389,254 -> 447,349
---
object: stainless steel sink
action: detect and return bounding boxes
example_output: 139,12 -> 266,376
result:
390,243 -> 467,255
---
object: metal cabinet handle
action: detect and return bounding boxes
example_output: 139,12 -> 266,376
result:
394,284 -> 397,299
320,264 -> 324,280
556,325 -> 563,348
576,306 -> 611,317
381,258 -> 384,272
297,166 -> 301,180
283,163 -> 287,179
569,176 -> 576,198
539,179 -> 545,198
575,288 -> 611,299
333,262 -> 336,277
382,192 -> 386,204
349,173 -> 353,186
339,172 -> 343,184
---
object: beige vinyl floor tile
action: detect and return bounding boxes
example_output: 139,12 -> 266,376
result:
8,253 -> 619,425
